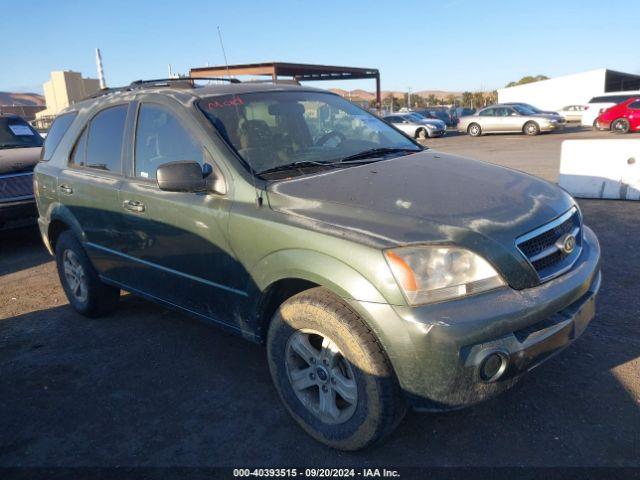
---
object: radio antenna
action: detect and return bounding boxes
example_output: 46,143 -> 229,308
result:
217,26 -> 232,79
216,26 -> 263,206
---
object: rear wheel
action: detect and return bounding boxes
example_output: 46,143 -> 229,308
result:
467,123 -> 481,137
524,121 -> 540,136
267,287 -> 406,450
55,231 -> 120,317
611,118 -> 630,134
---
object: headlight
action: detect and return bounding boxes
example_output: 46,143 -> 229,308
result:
385,246 -> 505,305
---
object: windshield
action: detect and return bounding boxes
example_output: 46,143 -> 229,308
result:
513,105 -> 536,115
407,113 -> 426,122
0,116 -> 43,149
199,91 -> 419,175
518,104 -> 541,113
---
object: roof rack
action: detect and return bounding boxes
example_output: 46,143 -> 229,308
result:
86,76 -> 241,99
129,77 -> 241,87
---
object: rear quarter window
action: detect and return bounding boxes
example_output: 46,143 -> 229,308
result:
41,112 -> 78,161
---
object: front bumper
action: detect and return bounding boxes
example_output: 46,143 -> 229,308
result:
427,129 -> 446,137
541,122 -> 565,132
348,226 -> 601,411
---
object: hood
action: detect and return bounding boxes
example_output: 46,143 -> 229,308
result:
0,147 -> 41,175
533,113 -> 562,121
267,150 -> 575,288
421,119 -> 446,128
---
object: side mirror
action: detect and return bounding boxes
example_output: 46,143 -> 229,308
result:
156,161 -> 206,192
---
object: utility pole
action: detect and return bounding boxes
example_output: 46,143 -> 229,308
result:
407,87 -> 412,110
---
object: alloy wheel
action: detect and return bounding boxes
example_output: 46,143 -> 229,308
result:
63,249 -> 88,303
285,329 -> 358,425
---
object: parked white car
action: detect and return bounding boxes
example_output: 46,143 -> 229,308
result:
581,92 -> 640,127
557,105 -> 585,122
383,113 -> 446,139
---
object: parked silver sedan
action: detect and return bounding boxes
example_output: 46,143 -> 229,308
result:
383,113 -> 446,139
458,104 -> 566,136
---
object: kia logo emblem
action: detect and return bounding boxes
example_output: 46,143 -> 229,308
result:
556,233 -> 576,255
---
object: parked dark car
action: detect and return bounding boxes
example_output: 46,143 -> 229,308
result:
0,114 -> 44,229
35,79 -> 601,450
502,102 -> 560,116
415,107 -> 457,127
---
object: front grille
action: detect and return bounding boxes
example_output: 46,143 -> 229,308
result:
516,208 -> 582,282
0,172 -> 34,202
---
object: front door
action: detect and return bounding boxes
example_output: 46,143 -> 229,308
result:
117,101 -> 247,327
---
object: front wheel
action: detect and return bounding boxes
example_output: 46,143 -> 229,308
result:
416,128 -> 428,140
467,123 -> 482,137
267,287 -> 406,450
55,231 -> 120,317
611,118 -> 630,134
524,121 -> 540,136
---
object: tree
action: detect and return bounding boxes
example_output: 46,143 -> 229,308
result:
446,94 -> 457,106
426,94 -> 437,106
505,75 -> 549,88
472,92 -> 485,108
462,91 -> 473,108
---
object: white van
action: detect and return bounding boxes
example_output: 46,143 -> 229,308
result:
581,91 -> 640,127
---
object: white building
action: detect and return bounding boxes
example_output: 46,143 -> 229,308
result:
497,68 -> 640,110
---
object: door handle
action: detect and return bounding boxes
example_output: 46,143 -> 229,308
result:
59,184 -> 73,195
122,200 -> 146,213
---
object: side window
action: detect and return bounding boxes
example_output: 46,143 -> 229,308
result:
41,112 -> 77,161
69,128 -> 88,166
628,101 -> 640,110
134,104 -> 203,180
85,105 -> 127,172
479,108 -> 494,116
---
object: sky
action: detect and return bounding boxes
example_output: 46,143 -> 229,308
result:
1,0 -> 639,94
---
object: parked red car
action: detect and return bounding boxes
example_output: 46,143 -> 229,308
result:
596,97 -> 640,133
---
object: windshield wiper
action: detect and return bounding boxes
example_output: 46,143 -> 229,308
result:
258,160 -> 338,176
0,144 -> 34,149
337,147 -> 420,163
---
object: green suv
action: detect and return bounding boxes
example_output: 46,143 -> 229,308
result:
34,79 -> 601,450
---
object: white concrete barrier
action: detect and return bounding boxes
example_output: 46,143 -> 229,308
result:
559,139 -> 640,200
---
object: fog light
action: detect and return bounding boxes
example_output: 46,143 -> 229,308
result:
479,351 -> 508,382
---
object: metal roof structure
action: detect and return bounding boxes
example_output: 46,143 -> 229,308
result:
190,62 -> 381,109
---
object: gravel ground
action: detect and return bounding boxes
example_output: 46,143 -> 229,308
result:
1,127 -> 639,468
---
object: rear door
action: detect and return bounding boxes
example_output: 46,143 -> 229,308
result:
478,108 -> 499,131
57,104 -> 131,279
117,99 -> 243,325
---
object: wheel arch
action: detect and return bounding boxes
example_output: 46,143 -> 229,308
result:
251,249 -> 389,339
45,204 -> 86,253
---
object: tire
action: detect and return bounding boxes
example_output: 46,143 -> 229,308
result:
416,128 -> 428,140
523,121 -> 540,136
267,287 -> 406,450
55,231 -> 120,317
467,123 -> 482,137
611,118 -> 630,134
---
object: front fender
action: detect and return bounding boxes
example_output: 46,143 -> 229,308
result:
251,249 -> 388,304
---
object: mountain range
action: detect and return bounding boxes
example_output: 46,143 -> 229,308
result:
0,92 -> 45,106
